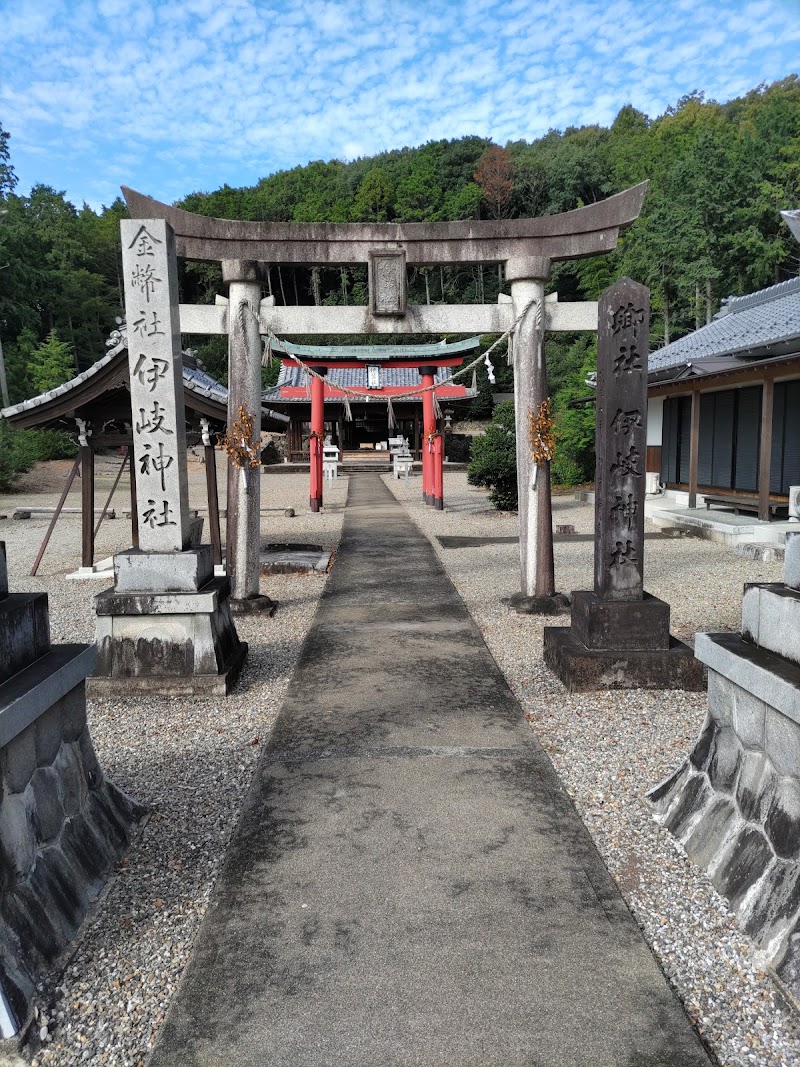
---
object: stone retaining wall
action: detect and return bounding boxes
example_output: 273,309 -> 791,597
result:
650,544 -> 800,1002
0,680 -> 144,1030
650,672 -> 800,993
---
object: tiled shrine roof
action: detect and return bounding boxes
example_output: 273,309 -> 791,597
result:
1,335 -> 288,428
269,336 -> 481,362
649,276 -> 800,376
263,363 -> 477,404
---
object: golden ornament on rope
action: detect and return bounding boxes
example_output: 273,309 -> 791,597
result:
529,398 -> 555,466
220,404 -> 262,469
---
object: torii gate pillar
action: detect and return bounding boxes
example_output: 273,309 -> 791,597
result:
507,259 -> 566,613
223,261 -> 273,612
309,367 -> 327,512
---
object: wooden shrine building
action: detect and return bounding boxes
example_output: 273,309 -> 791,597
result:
647,275 -> 800,520
0,328 -> 288,572
263,336 -> 480,511
263,336 -> 480,462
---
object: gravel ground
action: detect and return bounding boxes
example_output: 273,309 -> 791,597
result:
5,459 -> 800,1066
384,470 -> 800,1067
0,461 -> 347,1067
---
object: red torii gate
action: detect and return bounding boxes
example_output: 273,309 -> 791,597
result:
267,337 -> 481,511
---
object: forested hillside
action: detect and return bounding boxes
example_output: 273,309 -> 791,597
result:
1,75 -> 798,480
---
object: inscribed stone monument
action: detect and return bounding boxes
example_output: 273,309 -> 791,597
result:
543,278 -> 703,690
90,221 -> 247,696
120,219 -> 190,552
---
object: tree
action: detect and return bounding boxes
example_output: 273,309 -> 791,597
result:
27,329 -> 74,394
467,400 -> 518,510
474,145 -> 514,219
0,121 -> 16,197
351,168 -> 394,222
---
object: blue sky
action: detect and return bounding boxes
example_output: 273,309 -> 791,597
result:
2,0 -> 799,211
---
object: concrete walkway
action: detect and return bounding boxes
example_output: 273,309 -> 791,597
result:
149,475 -> 710,1067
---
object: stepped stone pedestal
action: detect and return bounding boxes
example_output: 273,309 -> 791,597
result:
544,591 -> 704,691
90,546 -> 247,697
650,531 -> 800,1004
0,544 -> 143,1039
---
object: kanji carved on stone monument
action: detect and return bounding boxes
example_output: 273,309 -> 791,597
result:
543,277 -> 704,691
121,218 -> 190,552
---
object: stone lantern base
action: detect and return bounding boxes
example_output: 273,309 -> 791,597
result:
88,546 -> 247,698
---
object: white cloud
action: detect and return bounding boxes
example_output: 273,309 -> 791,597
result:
0,0 -> 797,209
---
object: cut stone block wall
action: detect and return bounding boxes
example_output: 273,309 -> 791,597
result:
0,682 -> 144,1031
650,668 -> 800,998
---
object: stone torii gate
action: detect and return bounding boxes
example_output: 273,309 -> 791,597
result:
94,185 -> 646,693
125,182 -> 646,593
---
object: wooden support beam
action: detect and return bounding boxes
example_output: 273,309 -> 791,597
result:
688,390 -> 701,509
81,443 -> 95,568
30,456 -> 80,577
94,450 -> 129,538
758,379 -> 774,522
205,441 -> 222,567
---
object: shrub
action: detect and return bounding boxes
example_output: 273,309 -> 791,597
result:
0,422 -> 77,492
467,400 -> 518,511
0,421 -> 40,491
444,433 -> 472,463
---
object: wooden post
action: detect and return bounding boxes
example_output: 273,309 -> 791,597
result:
79,421 -> 95,568
433,433 -> 444,510
758,378 -> 774,522
419,366 -> 437,504
688,390 -> 700,509
201,419 -> 222,567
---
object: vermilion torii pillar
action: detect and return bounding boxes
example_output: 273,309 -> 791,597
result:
432,433 -> 444,510
309,367 -> 327,512
419,365 -> 437,505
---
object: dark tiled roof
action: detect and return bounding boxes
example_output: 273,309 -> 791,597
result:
270,337 -> 481,360
1,338 -> 288,425
648,276 -> 800,373
263,364 -> 476,403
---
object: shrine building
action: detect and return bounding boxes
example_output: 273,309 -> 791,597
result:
263,336 -> 480,462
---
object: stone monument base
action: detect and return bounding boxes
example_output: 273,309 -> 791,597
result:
90,547 -> 247,697
649,576 -> 800,1005
544,588 -> 704,691
543,626 -> 705,691
570,590 -> 670,650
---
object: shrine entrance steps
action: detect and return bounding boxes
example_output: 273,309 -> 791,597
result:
148,473 -> 710,1067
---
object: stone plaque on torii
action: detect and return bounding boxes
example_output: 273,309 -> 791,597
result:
121,182 -> 648,620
